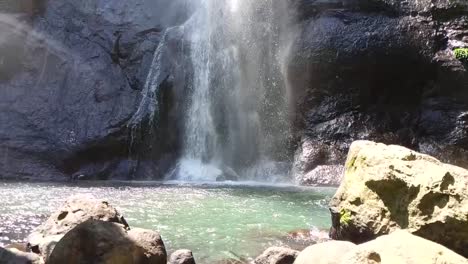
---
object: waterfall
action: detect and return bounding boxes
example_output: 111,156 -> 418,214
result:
132,0 -> 297,181
175,0 -> 296,181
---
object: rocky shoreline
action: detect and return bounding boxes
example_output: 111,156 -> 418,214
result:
1,140 -> 467,263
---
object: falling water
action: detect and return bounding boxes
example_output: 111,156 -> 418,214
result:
176,0 -> 296,181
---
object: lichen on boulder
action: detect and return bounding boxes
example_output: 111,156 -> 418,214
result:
329,140 -> 468,257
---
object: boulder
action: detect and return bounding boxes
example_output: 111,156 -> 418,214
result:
27,195 -> 128,260
341,230 -> 468,264
293,139 -> 327,178
169,249 -> 196,264
254,247 -> 299,264
48,220 -> 166,264
127,228 -> 167,263
293,241 -> 356,264
292,138 -> 346,186
0,247 -> 43,264
329,141 -> 468,257
31,235 -> 62,261
299,165 -> 344,186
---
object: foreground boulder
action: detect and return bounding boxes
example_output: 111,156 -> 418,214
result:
169,249 -> 196,264
292,231 -> 466,264
254,247 -> 299,264
293,241 -> 356,264
329,141 -> 468,257
27,194 -> 128,259
342,231 -> 467,264
0,247 -> 43,264
48,220 -> 166,264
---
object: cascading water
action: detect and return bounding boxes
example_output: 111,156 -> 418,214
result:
175,0 -> 296,181
131,0 -> 297,181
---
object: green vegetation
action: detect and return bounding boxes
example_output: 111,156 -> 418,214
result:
340,209 -> 352,226
454,48 -> 468,62
345,156 -> 356,170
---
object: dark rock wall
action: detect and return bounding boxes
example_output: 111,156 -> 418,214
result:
0,0 -> 467,180
288,0 -> 468,169
0,0 -> 193,180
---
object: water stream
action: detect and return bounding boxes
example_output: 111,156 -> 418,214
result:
130,0 -> 297,181
178,0 -> 295,181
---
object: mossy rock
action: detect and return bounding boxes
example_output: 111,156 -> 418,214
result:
339,209 -> 352,226
329,141 -> 468,258
454,48 -> 468,62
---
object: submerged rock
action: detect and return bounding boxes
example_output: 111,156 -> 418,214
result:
293,241 -> 356,264
27,194 -> 128,260
48,220 -> 166,264
254,247 -> 299,264
214,260 -> 244,264
329,141 -> 468,257
169,249 -> 196,264
0,247 -> 43,264
341,230 -> 467,264
285,228 -> 329,249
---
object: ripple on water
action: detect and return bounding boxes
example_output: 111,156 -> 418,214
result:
0,181 -> 335,263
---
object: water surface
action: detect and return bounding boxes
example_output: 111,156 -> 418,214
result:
0,181 -> 335,263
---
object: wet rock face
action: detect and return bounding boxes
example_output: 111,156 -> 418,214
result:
0,0 -> 193,180
288,0 -> 468,169
293,138 -> 345,186
298,165 -> 344,186
329,141 -> 468,257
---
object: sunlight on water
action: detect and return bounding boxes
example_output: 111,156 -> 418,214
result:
0,181 -> 334,263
